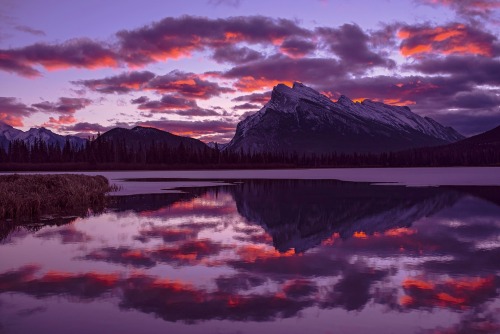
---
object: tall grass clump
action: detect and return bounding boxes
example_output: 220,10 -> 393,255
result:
0,174 -> 115,221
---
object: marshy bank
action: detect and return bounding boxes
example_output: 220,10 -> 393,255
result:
0,174 -> 115,222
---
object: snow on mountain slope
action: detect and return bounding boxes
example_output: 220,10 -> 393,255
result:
226,82 -> 464,154
0,122 -> 87,149
0,122 -> 23,141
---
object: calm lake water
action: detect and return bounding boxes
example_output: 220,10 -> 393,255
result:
1,169 -> 499,333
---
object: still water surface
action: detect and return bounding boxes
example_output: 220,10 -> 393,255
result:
0,174 -> 499,333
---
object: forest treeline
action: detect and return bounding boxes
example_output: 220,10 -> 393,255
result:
0,136 -> 499,170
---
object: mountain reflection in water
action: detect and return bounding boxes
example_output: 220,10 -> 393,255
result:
0,180 -> 499,334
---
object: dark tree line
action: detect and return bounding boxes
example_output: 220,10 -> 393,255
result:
0,137 -> 499,169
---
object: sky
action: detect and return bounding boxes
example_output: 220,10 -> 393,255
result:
0,0 -> 499,142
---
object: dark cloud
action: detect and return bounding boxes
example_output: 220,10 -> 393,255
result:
417,0 -> 500,19
116,15 -> 310,66
32,97 -> 92,114
146,70 -> 234,99
0,265 -> 119,299
0,38 -> 119,77
0,265 -> 312,323
215,273 -> 267,293
136,94 -> 198,111
60,122 -> 112,133
0,16 -> 311,76
118,274 -> 313,323
14,25 -> 45,36
279,37 -> 317,58
136,119 -> 236,139
134,94 -> 220,117
212,45 -> 264,64
84,239 -> 231,268
318,24 -> 396,72
315,73 -> 498,135
282,279 -> 318,300
36,226 -> 91,244
173,108 -> 221,117
233,103 -> 261,110
208,0 -> 241,7
405,55 -> 500,86
369,23 -> 403,49
451,90 -> 500,109
75,70 -> 233,100
83,246 -> 157,268
398,22 -> 498,57
232,91 -> 271,104
134,225 -> 198,243
130,96 -> 149,104
219,54 -> 347,91
401,275 -> 498,310
73,71 -> 155,94
0,96 -> 37,126
321,266 -> 388,311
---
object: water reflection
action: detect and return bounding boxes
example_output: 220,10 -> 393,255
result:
0,180 -> 499,333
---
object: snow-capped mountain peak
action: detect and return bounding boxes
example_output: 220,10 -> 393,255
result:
225,82 -> 464,154
0,122 -> 87,149
0,122 -> 23,140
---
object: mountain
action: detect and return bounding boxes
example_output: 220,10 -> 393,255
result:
14,127 -> 86,148
225,82 -> 464,154
227,180 -> 462,252
0,123 -> 23,150
207,142 -> 228,150
391,124 -> 500,166
0,122 -> 86,150
450,125 -> 500,148
97,126 -> 208,151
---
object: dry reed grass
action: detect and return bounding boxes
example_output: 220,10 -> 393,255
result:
0,174 -> 115,221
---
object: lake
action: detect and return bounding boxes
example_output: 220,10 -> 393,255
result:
1,168 -> 499,333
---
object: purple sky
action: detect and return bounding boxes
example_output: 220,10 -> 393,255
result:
0,0 -> 499,142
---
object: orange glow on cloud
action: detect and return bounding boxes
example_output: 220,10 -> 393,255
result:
401,275 -> 495,309
382,99 -> 416,106
235,77 -> 293,92
0,114 -> 24,127
224,31 -> 245,42
173,79 -> 197,86
384,227 -> 417,237
351,97 -> 415,106
237,244 -> 296,262
321,91 -> 335,99
322,232 -> 340,245
353,231 -> 368,239
398,24 -> 493,57
436,292 -> 466,305
42,56 -> 119,71
397,30 -> 411,39
403,278 -> 435,290
401,44 -> 433,56
433,29 -> 464,42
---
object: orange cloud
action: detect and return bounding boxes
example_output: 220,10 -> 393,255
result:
235,77 -> 293,92
0,113 -> 24,127
401,275 -> 495,309
237,244 -> 296,262
353,231 -> 368,239
400,44 -> 432,56
398,23 -> 494,57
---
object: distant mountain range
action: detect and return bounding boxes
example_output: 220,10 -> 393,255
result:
225,82 -> 464,154
0,122 -> 86,150
2,82 -> 499,160
0,123 -> 207,152
96,126 -> 207,151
